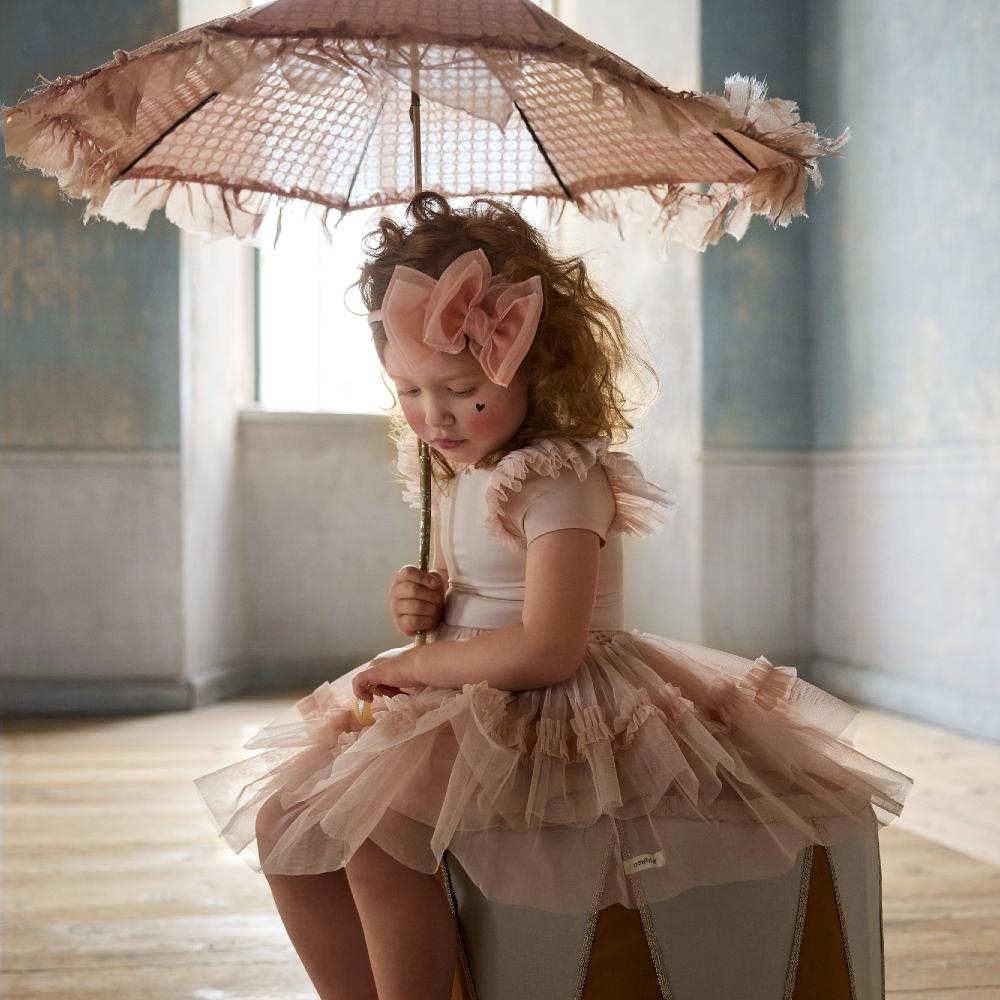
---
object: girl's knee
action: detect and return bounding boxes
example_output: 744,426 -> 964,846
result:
255,791 -> 295,860
345,838 -> 397,892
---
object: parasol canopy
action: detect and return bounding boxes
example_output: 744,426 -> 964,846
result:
1,0 -> 849,252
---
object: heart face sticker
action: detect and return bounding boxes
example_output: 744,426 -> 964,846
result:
475,403 -> 486,411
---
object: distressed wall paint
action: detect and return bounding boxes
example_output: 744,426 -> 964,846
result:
0,0 -> 181,449
700,0 -> 814,450
808,0 -> 1000,448
702,0 -> 999,449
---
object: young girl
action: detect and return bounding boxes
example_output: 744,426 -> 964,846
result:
194,193 -> 913,1000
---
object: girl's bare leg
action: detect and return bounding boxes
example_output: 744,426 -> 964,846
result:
263,870 -> 379,1000
256,797 -> 378,1000
347,839 -> 458,1000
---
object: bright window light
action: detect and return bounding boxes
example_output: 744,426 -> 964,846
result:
257,208 -> 387,414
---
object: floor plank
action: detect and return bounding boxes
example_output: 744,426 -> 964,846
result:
3,689 -> 999,999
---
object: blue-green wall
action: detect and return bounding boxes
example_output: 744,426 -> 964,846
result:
702,0 -> 1000,451
807,0 -> 1000,449
0,0 -> 180,449
701,0 -> 813,450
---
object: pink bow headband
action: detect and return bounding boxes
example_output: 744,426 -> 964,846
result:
367,248 -> 544,388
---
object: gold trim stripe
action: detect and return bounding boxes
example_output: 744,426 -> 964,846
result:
824,841 -> 859,1000
573,820 -> 618,1000
612,818 -> 674,1000
783,845 -> 815,1000
439,851 -> 479,1000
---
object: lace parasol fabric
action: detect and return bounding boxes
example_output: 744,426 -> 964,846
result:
1,0 -> 849,251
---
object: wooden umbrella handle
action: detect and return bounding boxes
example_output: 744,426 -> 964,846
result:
413,435 -> 432,647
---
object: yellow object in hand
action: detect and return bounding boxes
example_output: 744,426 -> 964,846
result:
353,696 -> 375,726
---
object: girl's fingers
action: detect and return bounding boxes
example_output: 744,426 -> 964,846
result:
400,613 -> 438,633
391,598 -> 441,635
353,674 -> 402,701
397,613 -> 434,633
398,587 -> 440,607
396,596 -> 440,616
393,577 -> 443,601
398,565 -> 441,588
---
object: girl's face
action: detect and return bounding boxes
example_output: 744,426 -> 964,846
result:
382,341 -> 530,466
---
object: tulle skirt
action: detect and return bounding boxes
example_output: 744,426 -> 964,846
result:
193,623 -> 913,915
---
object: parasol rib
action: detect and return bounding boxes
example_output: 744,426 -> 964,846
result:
711,130 -> 759,172
115,90 -> 219,180
344,97 -> 386,211
514,100 -> 573,202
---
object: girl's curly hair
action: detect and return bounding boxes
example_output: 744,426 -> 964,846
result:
356,191 -> 659,485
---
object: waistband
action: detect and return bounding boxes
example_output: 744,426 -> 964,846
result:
443,590 -> 624,631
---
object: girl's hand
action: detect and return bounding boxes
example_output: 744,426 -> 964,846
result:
352,645 -> 424,702
388,565 -> 447,637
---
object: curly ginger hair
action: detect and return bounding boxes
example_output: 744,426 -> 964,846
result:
355,192 -> 659,484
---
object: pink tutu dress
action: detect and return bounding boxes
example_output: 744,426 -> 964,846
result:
193,427 -> 913,915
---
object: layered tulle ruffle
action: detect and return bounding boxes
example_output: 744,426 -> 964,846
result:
193,622 -> 913,914
483,435 -> 677,549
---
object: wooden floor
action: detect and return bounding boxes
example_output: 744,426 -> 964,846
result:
2,689 -> 999,999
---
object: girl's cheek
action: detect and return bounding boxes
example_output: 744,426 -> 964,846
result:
465,398 -> 510,433
398,398 -> 423,431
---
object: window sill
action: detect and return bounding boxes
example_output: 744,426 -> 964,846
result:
238,406 -> 390,427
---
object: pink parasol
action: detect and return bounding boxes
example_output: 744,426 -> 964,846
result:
1,0 -> 848,253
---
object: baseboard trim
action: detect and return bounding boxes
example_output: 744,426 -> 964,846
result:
1,675 -> 196,715
187,656 -> 367,706
0,657 -> 368,716
801,657 -> 999,743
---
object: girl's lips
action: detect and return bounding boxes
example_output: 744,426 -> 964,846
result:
433,438 -> 465,449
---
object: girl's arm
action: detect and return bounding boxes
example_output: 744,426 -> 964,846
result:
413,527 -> 601,691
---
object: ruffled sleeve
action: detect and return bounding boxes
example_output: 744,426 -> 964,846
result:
484,437 -> 677,551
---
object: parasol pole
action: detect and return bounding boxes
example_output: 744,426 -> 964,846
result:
409,47 -> 433,648
406,56 -> 478,959
354,51 -> 430,724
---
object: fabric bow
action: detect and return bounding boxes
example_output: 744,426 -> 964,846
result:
367,248 -> 543,387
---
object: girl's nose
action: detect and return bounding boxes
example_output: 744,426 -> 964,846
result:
424,397 -> 454,428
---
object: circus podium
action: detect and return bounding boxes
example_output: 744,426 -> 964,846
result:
434,810 -> 886,1000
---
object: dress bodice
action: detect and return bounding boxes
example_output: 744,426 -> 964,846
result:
439,463 -> 628,630
393,429 -> 677,632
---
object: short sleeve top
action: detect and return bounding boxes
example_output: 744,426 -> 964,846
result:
494,452 -> 616,547
393,429 -> 677,630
